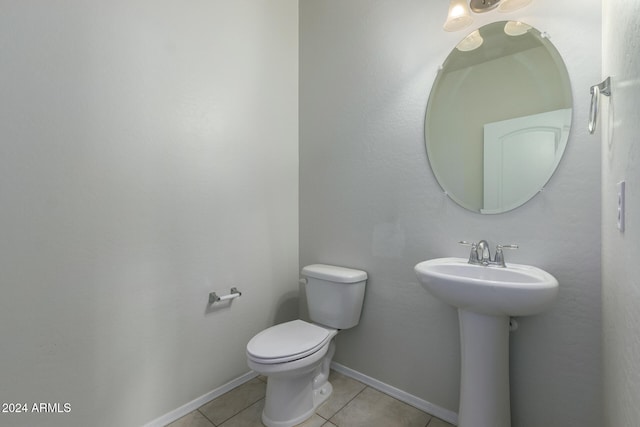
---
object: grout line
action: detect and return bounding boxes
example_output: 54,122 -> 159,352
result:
315,413 -> 330,425
324,381 -> 368,425
330,362 -> 458,425
213,396 -> 265,426
197,408 -> 218,427
197,378 -> 265,427
144,370 -> 259,427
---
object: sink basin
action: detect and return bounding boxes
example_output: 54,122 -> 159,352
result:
415,257 -> 558,316
415,257 -> 559,427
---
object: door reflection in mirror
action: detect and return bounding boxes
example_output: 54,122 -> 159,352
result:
425,21 -> 572,214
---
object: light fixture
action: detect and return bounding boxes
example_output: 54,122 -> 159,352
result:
469,0 -> 501,13
443,0 -> 473,32
444,0 -> 533,32
456,29 -> 484,51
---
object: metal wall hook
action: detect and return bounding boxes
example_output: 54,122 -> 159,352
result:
589,77 -> 611,134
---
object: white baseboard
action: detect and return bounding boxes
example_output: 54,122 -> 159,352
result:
142,370 -> 259,427
144,363 -> 458,427
330,362 -> 459,426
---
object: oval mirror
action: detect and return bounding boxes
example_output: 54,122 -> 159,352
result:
425,21 -> 572,214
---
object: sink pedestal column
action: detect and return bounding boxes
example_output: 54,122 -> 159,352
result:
458,309 -> 511,427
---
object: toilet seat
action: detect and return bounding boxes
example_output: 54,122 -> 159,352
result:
247,320 -> 334,364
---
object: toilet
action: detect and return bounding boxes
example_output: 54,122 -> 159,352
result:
246,264 -> 367,427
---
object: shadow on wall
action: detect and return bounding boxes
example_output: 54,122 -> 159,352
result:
298,282 -> 311,322
273,291 -> 300,325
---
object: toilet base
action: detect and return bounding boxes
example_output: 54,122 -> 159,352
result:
260,340 -> 336,427
262,380 -> 333,427
314,380 -> 333,409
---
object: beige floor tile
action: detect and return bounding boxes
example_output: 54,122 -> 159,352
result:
316,370 -> 366,419
215,397 -> 329,427
217,399 -> 265,427
329,387 -> 431,427
166,410 -> 215,427
321,422 -> 337,427
427,417 -> 455,427
199,377 -> 266,425
295,413 -> 329,427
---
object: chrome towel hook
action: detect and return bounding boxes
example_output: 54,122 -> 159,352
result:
589,77 -> 611,134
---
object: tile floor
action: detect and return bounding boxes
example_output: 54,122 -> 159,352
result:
166,370 -> 455,427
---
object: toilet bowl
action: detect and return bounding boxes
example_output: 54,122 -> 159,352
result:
247,320 -> 338,427
246,264 -> 367,427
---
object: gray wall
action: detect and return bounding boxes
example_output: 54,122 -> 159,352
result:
300,0 -> 602,425
0,1 -> 298,426
602,1 -> 640,426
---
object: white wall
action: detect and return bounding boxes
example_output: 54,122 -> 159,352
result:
300,0 -> 602,425
601,1 -> 640,426
0,1 -> 298,426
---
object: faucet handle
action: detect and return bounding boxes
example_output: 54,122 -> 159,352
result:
459,241 -> 479,264
494,244 -> 518,267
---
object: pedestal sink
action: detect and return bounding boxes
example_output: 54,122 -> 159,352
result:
414,257 -> 558,427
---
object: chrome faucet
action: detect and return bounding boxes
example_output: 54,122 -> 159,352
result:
476,240 -> 491,264
459,240 -> 518,267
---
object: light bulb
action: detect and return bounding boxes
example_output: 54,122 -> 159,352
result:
443,0 -> 473,32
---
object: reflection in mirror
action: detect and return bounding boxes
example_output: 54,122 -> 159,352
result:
425,21 -> 572,214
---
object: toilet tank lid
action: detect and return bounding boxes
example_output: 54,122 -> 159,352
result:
302,264 -> 367,283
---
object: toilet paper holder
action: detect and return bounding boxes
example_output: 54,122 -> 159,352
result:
209,287 -> 242,304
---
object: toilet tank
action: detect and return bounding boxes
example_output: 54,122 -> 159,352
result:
302,264 -> 367,329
